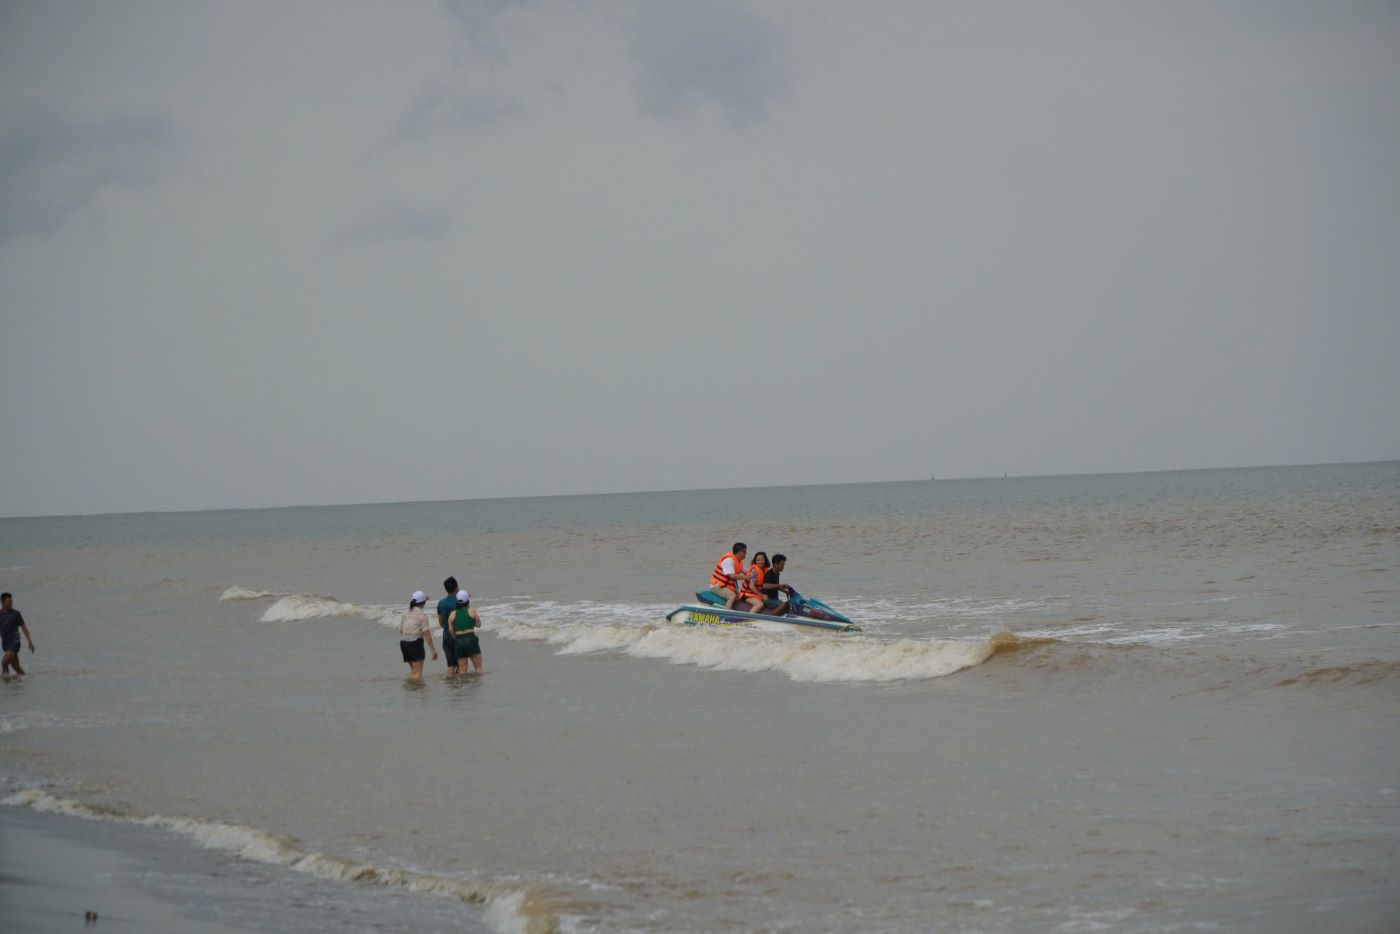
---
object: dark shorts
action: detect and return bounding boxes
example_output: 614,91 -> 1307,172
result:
441,631 -> 458,667
1,641 -> 18,654
400,638 -> 425,663
761,599 -> 784,612
454,634 -> 481,659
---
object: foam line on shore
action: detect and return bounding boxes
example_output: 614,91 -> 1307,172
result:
2,789 -> 561,934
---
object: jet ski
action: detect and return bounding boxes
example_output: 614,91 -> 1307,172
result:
693,588 -> 856,626
666,602 -> 861,633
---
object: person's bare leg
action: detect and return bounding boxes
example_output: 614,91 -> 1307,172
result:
468,654 -> 483,674
456,657 -> 468,675
409,660 -> 424,681
723,587 -> 739,609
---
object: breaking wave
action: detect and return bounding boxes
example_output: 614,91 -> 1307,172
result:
227,587 -> 1043,683
257,593 -> 403,627
2,788 -> 563,934
221,586 -> 287,601
490,617 -> 1040,683
223,586 -> 405,628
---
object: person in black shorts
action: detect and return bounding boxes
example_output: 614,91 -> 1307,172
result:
1,592 -> 35,676
436,576 -> 460,671
398,590 -> 438,681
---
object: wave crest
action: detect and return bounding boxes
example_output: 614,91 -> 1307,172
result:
220,586 -> 285,601
259,594 -> 401,628
492,618 -> 1036,683
226,588 -> 1050,683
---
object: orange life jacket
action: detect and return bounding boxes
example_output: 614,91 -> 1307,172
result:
740,564 -> 766,599
710,552 -> 744,588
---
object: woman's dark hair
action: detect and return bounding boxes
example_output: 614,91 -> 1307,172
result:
409,599 -> 425,609
752,551 -> 768,565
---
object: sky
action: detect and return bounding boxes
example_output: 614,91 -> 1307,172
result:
1,1 -> 1398,517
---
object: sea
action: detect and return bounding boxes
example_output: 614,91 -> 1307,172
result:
1,462 -> 1397,932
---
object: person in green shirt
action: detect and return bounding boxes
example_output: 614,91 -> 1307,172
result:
447,590 -> 484,675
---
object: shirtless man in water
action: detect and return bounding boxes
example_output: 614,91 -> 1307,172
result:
1,593 -> 36,675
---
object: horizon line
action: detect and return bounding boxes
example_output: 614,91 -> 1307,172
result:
2,457 -> 1396,522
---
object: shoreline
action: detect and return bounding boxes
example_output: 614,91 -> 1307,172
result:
0,806 -> 251,933
0,802 -> 495,933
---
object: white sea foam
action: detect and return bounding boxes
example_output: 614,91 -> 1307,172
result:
2,788 -> 554,934
221,586 -> 285,601
0,709 -> 199,736
258,594 -> 401,628
3,712 -> 51,736
491,617 -> 1010,682
1098,622 -> 1289,646
1021,620 -> 1290,646
231,588 -> 1018,682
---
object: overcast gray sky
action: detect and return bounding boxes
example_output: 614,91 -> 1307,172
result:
1,1 -> 1397,517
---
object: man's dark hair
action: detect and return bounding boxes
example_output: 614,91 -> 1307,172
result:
0,593 -> 10,601
443,577 -> 458,593
732,542 -> 746,553
771,554 -> 786,565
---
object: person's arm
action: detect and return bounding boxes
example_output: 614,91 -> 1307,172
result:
21,622 -> 34,652
469,607 -> 482,630
423,621 -> 437,658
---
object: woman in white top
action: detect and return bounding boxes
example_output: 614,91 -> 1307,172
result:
399,590 -> 438,681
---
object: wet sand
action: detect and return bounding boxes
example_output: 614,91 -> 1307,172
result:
0,806 -> 490,933
0,807 -> 250,933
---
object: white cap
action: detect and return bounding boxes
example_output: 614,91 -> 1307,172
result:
411,590 -> 427,604
455,589 -> 470,604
